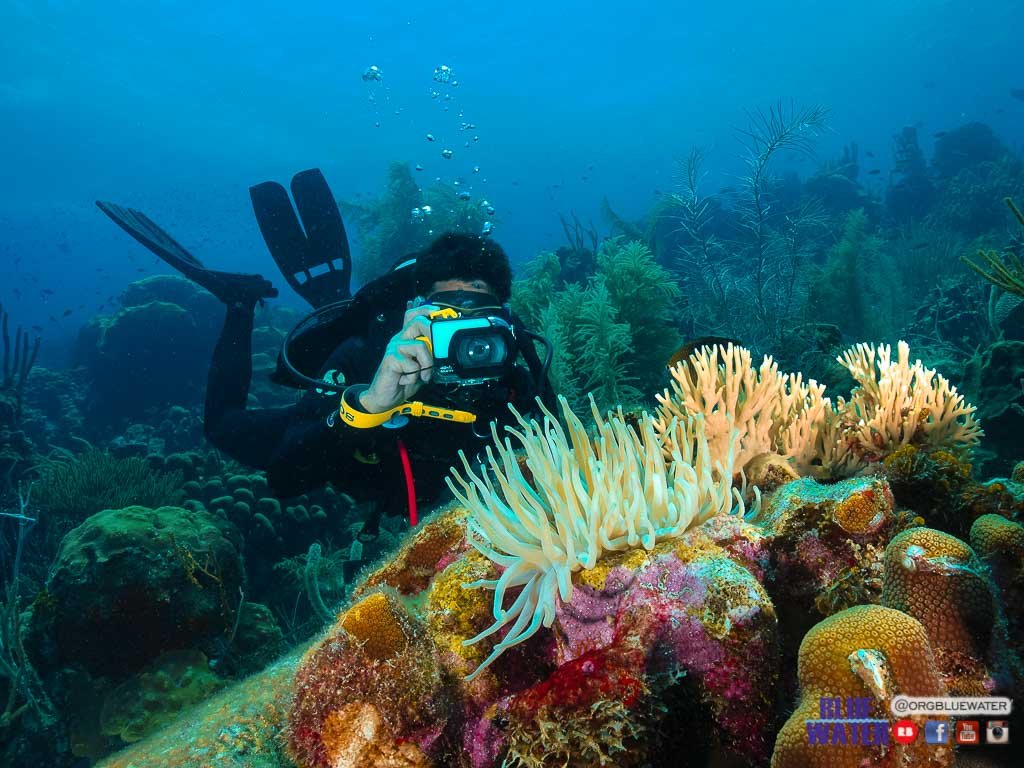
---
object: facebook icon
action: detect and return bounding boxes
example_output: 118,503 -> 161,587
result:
925,721 -> 949,744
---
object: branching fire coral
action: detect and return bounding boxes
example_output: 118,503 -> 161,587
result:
657,341 -> 981,482
654,343 -> 842,476
836,341 -> 982,460
446,395 -> 746,680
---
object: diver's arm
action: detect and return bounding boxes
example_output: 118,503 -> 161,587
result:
264,340 -> 381,498
265,306 -> 439,498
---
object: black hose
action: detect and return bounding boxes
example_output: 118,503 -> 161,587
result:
518,327 -> 555,407
280,299 -> 353,389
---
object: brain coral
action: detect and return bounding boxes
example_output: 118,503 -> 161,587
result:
880,528 -> 994,659
772,605 -> 950,768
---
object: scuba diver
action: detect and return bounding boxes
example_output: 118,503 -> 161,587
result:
96,169 -> 554,539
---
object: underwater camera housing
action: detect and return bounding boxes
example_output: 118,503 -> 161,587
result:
420,291 -> 517,386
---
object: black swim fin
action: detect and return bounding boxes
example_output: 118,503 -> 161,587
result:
249,169 -> 352,309
96,201 -> 278,306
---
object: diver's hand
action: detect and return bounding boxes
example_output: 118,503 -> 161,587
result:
359,304 -> 436,413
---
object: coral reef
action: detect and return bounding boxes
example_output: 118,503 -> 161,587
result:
341,163 -> 488,285
75,359 -> 1020,768
97,649 -> 224,743
962,197 -> 1024,298
963,339 -> 1024,475
95,651 -> 301,768
288,591 -> 457,767
31,449 -> 183,525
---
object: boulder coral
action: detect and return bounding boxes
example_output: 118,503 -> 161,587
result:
771,605 -> 951,768
880,528 -> 995,662
37,504 -> 244,678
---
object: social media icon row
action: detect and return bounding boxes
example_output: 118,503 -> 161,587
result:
896,719 -> 1010,745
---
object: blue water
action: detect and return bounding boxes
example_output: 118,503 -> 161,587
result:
2,0 -> 1021,344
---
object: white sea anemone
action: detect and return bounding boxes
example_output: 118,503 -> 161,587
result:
446,395 -> 745,680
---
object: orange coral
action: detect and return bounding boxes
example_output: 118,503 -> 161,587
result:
320,702 -> 431,768
357,507 -> 468,596
831,483 -> 892,535
339,592 -> 415,661
772,606 -> 949,768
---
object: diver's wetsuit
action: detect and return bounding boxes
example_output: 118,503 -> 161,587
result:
203,303 -> 539,517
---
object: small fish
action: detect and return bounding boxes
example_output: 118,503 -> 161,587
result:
41,288 -> 54,296
923,80 -> 936,89
426,133 -> 435,142
865,151 -> 875,158
666,337 -> 742,370
49,315 -> 57,322
136,268 -> 146,272
13,288 -> 21,299
911,242 -> 931,250
867,169 -> 881,175
934,131 -> 948,138
62,309 -> 72,317
1010,88 -> 1024,102
31,325 -> 42,332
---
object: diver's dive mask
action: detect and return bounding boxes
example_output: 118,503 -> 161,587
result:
418,291 -> 517,386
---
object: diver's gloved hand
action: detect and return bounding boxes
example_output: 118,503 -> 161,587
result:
358,302 -> 437,413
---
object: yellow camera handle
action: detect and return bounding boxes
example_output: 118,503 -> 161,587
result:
413,306 -> 457,354
338,386 -> 476,429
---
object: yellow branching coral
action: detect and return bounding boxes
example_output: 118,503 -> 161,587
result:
836,341 -> 982,460
655,343 -> 844,477
657,341 -> 982,482
446,395 -> 745,680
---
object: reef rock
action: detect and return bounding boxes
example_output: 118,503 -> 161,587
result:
37,504 -> 244,678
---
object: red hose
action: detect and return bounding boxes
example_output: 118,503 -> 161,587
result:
396,437 -> 418,528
